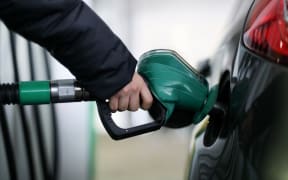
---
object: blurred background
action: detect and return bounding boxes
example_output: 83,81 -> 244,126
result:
0,0 -> 236,180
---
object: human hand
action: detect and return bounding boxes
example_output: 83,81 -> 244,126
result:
109,73 -> 153,112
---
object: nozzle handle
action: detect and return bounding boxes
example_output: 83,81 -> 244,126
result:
96,98 -> 166,140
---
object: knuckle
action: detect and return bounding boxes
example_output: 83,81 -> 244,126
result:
121,87 -> 130,94
131,85 -> 139,92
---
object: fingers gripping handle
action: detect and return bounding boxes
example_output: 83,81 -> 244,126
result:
96,99 -> 166,140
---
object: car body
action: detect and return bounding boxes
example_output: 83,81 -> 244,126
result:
186,0 -> 288,179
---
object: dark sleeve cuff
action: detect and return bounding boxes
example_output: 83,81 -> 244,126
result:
80,52 -> 137,100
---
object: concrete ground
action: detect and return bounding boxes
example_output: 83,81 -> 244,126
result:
96,128 -> 191,180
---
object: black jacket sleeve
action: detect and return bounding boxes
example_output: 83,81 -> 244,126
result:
0,0 -> 137,100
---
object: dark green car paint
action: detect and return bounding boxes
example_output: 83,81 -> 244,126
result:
188,43 -> 288,180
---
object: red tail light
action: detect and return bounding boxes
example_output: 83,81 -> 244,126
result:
243,0 -> 288,64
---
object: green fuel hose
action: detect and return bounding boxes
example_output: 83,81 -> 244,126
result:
0,80 -> 93,105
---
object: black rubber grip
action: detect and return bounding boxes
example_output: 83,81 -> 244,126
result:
0,83 -> 19,105
96,98 -> 166,140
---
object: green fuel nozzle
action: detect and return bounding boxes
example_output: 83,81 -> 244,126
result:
0,49 -> 218,140
138,49 -> 218,125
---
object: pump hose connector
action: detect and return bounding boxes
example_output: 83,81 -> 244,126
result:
0,83 -> 19,105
